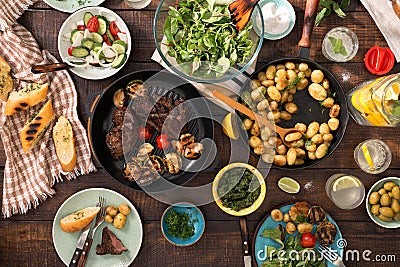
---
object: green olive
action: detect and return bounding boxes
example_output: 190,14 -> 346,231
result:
378,188 -> 387,195
379,207 -> 395,218
392,186 -> 400,200
384,182 -> 396,191
391,199 -> 400,213
380,194 -> 392,207
370,204 -> 380,215
394,213 -> 400,221
369,192 -> 381,205
378,214 -> 393,222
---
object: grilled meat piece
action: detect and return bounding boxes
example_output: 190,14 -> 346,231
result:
112,107 -> 127,125
96,227 -> 128,255
106,124 -> 124,159
316,222 -> 337,246
308,206 -> 327,224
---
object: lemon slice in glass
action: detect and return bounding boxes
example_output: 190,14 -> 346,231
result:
278,177 -> 300,194
361,143 -> 375,169
221,112 -> 239,140
332,175 -> 361,192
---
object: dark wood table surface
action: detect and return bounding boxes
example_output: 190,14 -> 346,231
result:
1,0 -> 400,266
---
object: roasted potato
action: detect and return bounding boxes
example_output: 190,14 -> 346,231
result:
297,223 -> 313,234
308,83 -> 327,101
118,204 -> 131,216
311,70 -> 324,83
113,213 -> 127,229
271,209 -> 284,221
306,122 -> 320,138
106,206 -> 119,217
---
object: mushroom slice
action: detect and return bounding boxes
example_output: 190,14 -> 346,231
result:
137,143 -> 154,161
164,153 -> 182,174
123,158 -> 142,181
125,80 -> 145,99
113,88 -> 125,107
137,166 -> 159,186
307,206 -> 326,224
183,142 -> 204,159
179,133 -> 195,146
143,155 -> 166,174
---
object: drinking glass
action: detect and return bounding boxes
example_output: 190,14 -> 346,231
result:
354,139 -> 392,174
322,27 -> 359,62
124,0 -> 152,9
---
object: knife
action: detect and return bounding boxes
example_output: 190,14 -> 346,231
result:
68,221 -> 93,267
239,217 -> 252,267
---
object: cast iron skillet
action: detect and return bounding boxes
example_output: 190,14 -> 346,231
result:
238,0 -> 348,169
87,70 -> 215,191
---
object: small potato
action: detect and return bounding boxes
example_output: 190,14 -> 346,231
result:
276,64 -> 285,70
283,213 -> 291,222
296,78 -> 309,90
270,101 -> 279,111
257,99 -> 269,111
299,63 -> 309,72
321,97 -> 335,108
276,144 -> 287,155
295,123 -> 307,133
106,206 -> 119,217
306,122 -> 320,138
391,199 -> 400,213
328,118 -> 340,131
284,132 -> 303,142
118,203 -> 131,215
250,122 -> 261,137
273,155 -> 287,166
319,123 -> 330,135
384,182 -> 396,191
380,193 -> 392,207
378,188 -> 387,195
287,94 -> 294,103
297,222 -> 313,234
308,83 -> 327,101
280,91 -> 289,104
260,126 -> 273,140
369,192 -> 381,205
258,71 -> 267,81
251,79 -> 261,89
271,209 -> 284,221
295,158 -> 305,165
285,103 -> 298,114
323,133 -> 333,143
392,186 -> 400,200
305,142 -> 317,152
266,65 -> 277,80
113,213 -> 127,229
280,111 -> 292,121
287,87 -> 297,95
254,145 -> 265,155
276,81 -> 289,91
308,151 -> 317,160
329,104 -> 340,118
322,78 -> 330,90
276,69 -> 287,79
286,222 -> 296,234
371,204 -> 380,215
311,70 -> 324,83
311,134 -> 323,145
305,68 -> 312,77
287,69 -> 297,82
242,118 -> 254,131
251,88 -> 264,102
378,214 -> 392,222
261,79 -> 275,88
287,148 -> 297,166
379,207 -> 395,218
272,111 -> 281,121
290,139 -> 304,148
105,214 -> 114,223
315,143 -> 329,159
249,136 -> 262,148
285,62 -> 295,70
261,153 -> 274,163
389,192 -> 393,198
295,148 -> 306,159
394,213 -> 400,221
267,86 -> 281,102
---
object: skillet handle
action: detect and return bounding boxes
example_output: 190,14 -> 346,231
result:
85,91 -> 104,118
298,0 -> 320,48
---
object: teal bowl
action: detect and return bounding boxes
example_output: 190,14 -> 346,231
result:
161,202 -> 205,246
366,177 -> 400,228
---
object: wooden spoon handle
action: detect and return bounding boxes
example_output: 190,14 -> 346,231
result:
31,63 -> 70,74
298,0 -> 320,48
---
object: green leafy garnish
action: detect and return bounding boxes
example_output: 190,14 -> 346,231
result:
328,36 -> 348,56
164,209 -> 196,240
315,0 -> 350,26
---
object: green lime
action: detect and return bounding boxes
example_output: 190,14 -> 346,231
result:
278,177 -> 300,194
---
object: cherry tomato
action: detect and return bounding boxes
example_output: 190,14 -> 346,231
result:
77,25 -> 85,31
109,21 -> 120,37
68,47 -> 74,56
138,125 -> 153,140
156,134 -> 170,150
103,34 -> 111,46
301,233 -> 317,248
86,16 -> 99,32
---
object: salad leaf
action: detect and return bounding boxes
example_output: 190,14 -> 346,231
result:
315,0 -> 351,26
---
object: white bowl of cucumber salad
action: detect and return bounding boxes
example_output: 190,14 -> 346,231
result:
58,7 -> 131,80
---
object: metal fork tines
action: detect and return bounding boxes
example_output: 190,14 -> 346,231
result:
317,245 -> 346,267
92,196 -> 107,234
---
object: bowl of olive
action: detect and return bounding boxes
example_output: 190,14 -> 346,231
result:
366,177 -> 400,228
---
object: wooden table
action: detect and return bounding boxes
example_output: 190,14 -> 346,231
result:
1,0 -> 399,266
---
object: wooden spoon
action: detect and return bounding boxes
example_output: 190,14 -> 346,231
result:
212,90 -> 301,146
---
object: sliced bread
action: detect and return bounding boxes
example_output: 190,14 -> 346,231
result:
20,100 -> 54,153
53,116 -> 77,172
0,56 -> 13,102
60,206 -> 100,233
4,83 -> 48,116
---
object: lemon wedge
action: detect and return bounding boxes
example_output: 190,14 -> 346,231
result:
222,112 -> 239,140
385,82 -> 400,101
361,143 -> 375,169
278,177 -> 300,194
332,175 -> 361,192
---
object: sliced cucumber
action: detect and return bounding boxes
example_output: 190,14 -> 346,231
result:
71,46 -> 90,58
91,32 -> 103,43
97,16 -> 108,35
83,12 -> 93,26
106,28 -> 115,43
70,29 -> 83,44
104,57 -> 115,63
112,40 -> 127,54
111,53 -> 127,68
81,38 -> 94,50
92,43 -> 103,52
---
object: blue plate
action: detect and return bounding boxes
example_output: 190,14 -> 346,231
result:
161,203 -> 205,246
253,204 -> 343,266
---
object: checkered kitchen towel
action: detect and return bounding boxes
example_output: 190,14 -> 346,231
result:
0,0 -> 96,218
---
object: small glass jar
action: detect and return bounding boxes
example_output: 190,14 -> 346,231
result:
347,73 -> 400,126
322,27 -> 359,62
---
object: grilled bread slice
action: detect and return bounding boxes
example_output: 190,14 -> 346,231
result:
53,116 -> 77,172
4,83 -> 48,116
20,100 -> 54,153
0,56 -> 13,101
60,206 -> 100,233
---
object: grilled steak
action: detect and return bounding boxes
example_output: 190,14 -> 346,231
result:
316,221 -> 337,246
112,107 -> 127,125
106,124 -> 124,159
96,227 -> 128,255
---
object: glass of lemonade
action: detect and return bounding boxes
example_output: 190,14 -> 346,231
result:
322,27 -> 359,62
354,139 -> 392,174
325,173 -> 365,209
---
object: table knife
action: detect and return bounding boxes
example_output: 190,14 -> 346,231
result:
239,217 -> 252,267
68,223 -> 92,267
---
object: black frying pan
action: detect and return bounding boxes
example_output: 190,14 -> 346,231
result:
238,0 -> 348,169
87,70 -> 216,191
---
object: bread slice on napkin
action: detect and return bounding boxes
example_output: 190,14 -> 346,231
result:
4,83 -> 48,115
0,56 -> 13,102
20,100 -> 54,153
53,116 -> 77,172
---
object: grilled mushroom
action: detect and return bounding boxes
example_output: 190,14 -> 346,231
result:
183,142 -> 204,159
164,153 -> 182,174
144,155 -> 166,174
113,89 -> 126,108
171,133 -> 204,159
125,80 -> 145,99
308,206 -> 326,224
137,143 -> 154,161
315,222 -> 337,246
123,158 -> 142,181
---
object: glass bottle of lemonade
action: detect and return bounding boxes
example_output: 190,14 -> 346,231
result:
347,74 -> 400,126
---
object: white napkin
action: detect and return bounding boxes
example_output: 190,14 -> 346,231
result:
360,0 -> 400,62
151,50 -> 258,111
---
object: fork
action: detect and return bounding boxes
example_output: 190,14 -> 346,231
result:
317,245 -> 346,267
77,196 -> 106,267
229,0 -> 260,31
